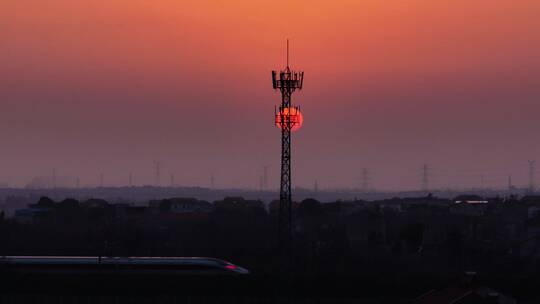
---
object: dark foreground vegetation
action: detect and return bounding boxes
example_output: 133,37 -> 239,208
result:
2,194 -> 540,302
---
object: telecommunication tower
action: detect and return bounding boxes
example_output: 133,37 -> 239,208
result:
271,40 -> 304,260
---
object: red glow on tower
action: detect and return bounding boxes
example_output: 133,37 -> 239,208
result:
275,107 -> 303,132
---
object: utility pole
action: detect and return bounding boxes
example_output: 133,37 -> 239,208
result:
99,173 -> 104,188
170,173 -> 175,187
129,172 -> 133,187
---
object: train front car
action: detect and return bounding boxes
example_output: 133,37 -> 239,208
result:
0,256 -> 250,276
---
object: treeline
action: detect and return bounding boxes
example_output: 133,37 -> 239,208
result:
1,195 -> 540,278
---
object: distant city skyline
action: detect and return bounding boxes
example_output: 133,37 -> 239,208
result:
1,1 -> 540,190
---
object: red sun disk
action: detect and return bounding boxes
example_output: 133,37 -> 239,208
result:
275,107 -> 303,132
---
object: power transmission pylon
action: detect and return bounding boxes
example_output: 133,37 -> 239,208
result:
154,161 -> 161,187
362,168 -> 370,192
421,164 -> 429,192
529,160 -> 535,193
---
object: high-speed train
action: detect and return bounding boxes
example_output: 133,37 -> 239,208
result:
0,256 -> 250,275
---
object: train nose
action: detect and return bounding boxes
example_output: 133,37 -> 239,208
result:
225,264 -> 250,274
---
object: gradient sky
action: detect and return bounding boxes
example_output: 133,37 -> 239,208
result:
1,0 -> 540,190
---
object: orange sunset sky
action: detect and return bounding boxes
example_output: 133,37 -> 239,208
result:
1,1 -> 540,190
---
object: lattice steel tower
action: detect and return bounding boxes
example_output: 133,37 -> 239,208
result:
271,40 -> 304,258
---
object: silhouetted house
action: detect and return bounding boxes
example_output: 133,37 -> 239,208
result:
1,196 -> 31,217
453,194 -> 487,204
14,208 -> 50,224
149,198 -> 211,215
148,200 -> 162,214
113,203 -> 148,221
527,205 -> 540,218
322,201 -> 345,216
520,195 -> 540,205
268,200 -> 279,214
81,198 -> 110,209
450,195 -> 489,216
520,214 -> 540,260
401,196 -> 452,211
297,199 -> 323,217
338,200 -> 370,215
344,208 -> 386,249
495,204 -> 528,249
268,199 -> 300,215
170,198 -> 211,213
214,197 -> 264,210
29,196 -> 56,209
14,197 -> 56,224
379,202 -> 403,213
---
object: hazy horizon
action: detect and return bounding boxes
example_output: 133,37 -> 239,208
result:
1,1 -> 540,190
